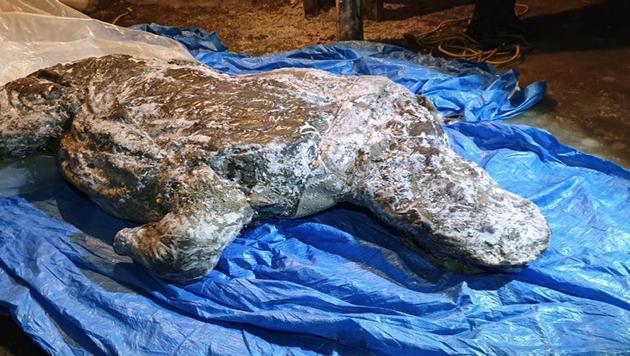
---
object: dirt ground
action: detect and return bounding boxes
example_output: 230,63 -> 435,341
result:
1,0 -> 628,353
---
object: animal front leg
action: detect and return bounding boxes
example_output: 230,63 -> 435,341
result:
113,166 -> 253,283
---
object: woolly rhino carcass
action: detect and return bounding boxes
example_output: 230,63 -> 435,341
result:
0,55 -> 550,282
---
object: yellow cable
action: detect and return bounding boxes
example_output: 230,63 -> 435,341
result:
412,3 -> 529,66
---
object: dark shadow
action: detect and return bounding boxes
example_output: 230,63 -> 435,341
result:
382,0 -> 630,54
524,0 -> 630,53
383,0 -> 475,21
55,184 -> 136,246
0,316 -> 47,356
528,95 -> 558,115
0,155 -> 64,197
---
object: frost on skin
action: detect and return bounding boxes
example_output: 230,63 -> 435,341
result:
0,55 -> 550,283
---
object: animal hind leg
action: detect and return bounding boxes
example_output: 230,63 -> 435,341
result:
113,165 -> 254,283
352,128 -> 550,270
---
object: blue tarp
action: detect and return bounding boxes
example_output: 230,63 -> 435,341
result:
1,25 -> 628,355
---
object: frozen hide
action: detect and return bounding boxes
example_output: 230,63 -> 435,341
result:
0,55 -> 550,282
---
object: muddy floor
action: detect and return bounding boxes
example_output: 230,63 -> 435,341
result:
1,0 -> 628,353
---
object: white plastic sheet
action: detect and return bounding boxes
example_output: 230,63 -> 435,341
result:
0,0 -> 193,84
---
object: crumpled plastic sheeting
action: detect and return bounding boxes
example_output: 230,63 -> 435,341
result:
135,24 -> 546,122
0,1 -> 192,85
1,26 -> 629,356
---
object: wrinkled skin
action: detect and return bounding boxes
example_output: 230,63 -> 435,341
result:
0,55 -> 550,283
